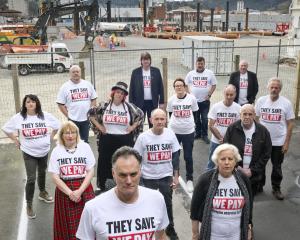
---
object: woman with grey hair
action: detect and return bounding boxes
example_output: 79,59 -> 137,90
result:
190,143 -> 253,240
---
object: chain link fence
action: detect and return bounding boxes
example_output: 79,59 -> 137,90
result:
0,44 -> 299,139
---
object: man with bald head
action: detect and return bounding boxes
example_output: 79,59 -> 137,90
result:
206,84 -> 241,170
134,108 -> 181,240
229,60 -> 258,105
57,65 -> 97,142
224,104 -> 272,195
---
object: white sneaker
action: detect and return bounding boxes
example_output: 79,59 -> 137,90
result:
186,180 -> 194,193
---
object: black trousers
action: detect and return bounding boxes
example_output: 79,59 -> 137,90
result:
97,133 -> 134,190
142,100 -> 156,128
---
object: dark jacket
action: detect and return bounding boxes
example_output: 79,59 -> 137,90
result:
224,120 -> 272,181
129,66 -> 164,109
229,70 -> 258,104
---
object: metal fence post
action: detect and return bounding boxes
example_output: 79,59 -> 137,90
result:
294,53 -> 300,119
234,55 -> 240,71
255,40 -> 260,75
79,61 -> 85,80
12,64 -> 21,113
89,46 -> 96,89
276,39 -> 282,77
191,41 -> 194,70
162,58 -> 168,107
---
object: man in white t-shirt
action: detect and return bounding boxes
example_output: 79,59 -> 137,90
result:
185,56 -> 217,144
255,77 -> 295,200
207,84 -> 241,170
167,78 -> 198,193
56,65 -> 97,142
76,146 -> 169,240
229,60 -> 258,105
134,109 -> 181,240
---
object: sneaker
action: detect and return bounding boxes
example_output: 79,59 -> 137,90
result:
165,225 -> 179,240
26,204 -> 36,219
186,180 -> 194,193
38,190 -> 54,203
202,136 -> 210,144
272,189 -> 284,200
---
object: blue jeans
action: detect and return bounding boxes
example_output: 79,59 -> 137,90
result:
206,141 -> 219,171
195,100 -> 210,137
69,119 -> 90,143
141,176 -> 174,227
176,132 -> 194,181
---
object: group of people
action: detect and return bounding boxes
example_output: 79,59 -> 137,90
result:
1,51 -> 295,240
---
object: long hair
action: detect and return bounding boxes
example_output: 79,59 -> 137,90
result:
20,94 -> 44,120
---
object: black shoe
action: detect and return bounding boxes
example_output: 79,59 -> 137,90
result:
165,225 -> 179,240
194,134 -> 201,140
257,185 -> 264,193
202,136 -> 210,144
272,189 -> 284,200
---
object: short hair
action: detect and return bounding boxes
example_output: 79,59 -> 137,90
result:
173,78 -> 185,88
267,77 -> 282,89
69,64 -> 81,72
140,52 -> 151,64
150,108 -> 166,118
196,56 -> 205,63
223,84 -> 236,94
239,60 -> 248,66
211,143 -> 241,165
112,146 -> 142,167
240,103 -> 255,114
57,121 -> 81,146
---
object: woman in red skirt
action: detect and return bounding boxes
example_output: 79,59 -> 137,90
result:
48,121 -> 95,240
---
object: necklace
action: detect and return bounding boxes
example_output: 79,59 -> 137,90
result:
66,145 -> 77,154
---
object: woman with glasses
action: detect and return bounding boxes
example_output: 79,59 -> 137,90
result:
2,94 -> 60,219
89,81 -> 144,194
48,121 -> 95,240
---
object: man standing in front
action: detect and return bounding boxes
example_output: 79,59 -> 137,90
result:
185,56 -> 217,144
76,146 -> 169,239
229,60 -> 258,105
255,77 -> 295,200
134,108 -> 181,240
224,104 -> 272,196
56,65 -> 97,142
129,52 -> 164,128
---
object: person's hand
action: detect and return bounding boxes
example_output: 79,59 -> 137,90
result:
282,142 -> 289,154
68,190 -> 81,203
248,225 -> 253,240
126,125 -> 135,134
171,176 -> 179,190
14,139 -> 20,149
98,125 -> 107,134
218,137 -> 224,144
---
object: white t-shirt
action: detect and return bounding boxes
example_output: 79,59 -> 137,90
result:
242,123 -> 255,169
143,69 -> 152,100
208,101 -> 241,143
2,112 -> 60,157
238,72 -> 248,105
76,186 -> 169,240
185,69 -> 217,102
102,103 -> 131,135
255,95 -> 295,146
211,174 -> 245,240
48,141 -> 95,180
167,93 -> 199,134
134,128 -> 181,179
56,79 -> 97,121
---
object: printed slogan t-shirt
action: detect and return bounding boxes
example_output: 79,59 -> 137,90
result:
255,95 -> 295,146
211,174 -> 245,240
143,69 -> 152,100
2,112 -> 60,157
208,102 -> 241,144
242,123 -> 255,169
167,93 -> 199,134
56,79 -> 97,121
134,128 -> 181,179
238,72 -> 248,105
185,69 -> 217,102
76,186 -> 169,240
48,141 -> 95,180
102,103 -> 131,134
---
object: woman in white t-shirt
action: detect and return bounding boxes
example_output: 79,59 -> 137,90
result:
48,121 -> 95,240
191,144 -> 253,240
2,94 -> 60,219
89,81 -> 144,194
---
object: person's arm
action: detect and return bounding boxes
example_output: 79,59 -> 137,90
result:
90,116 -> 106,134
228,72 -> 235,84
206,85 -> 216,100
71,168 -> 94,201
57,103 -> 68,118
157,69 -> 164,105
90,98 -> 97,107
51,173 -> 79,201
50,130 -> 58,141
172,150 -> 180,188
282,119 -> 294,153
155,230 -> 167,240
192,220 -> 201,240
208,119 -> 223,143
3,131 -> 20,148
129,70 -> 136,103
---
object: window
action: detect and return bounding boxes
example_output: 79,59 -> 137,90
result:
55,48 -> 70,57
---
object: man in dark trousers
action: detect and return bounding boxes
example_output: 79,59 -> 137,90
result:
129,52 -> 164,128
229,60 -> 258,105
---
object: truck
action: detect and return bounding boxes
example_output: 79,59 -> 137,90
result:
1,42 -> 73,76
